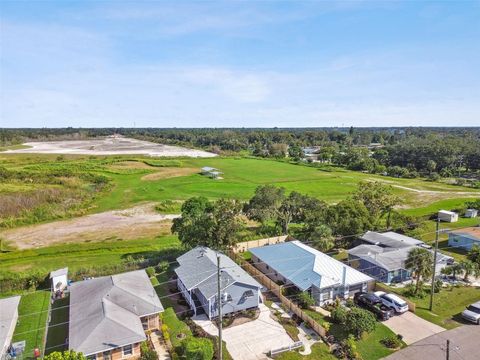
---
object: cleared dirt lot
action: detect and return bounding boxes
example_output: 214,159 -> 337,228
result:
141,167 -> 200,181
0,203 -> 179,249
5,136 -> 216,157
383,311 -> 445,345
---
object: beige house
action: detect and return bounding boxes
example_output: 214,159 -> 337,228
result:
68,270 -> 163,360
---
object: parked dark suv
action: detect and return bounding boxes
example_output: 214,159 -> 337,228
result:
354,292 -> 394,321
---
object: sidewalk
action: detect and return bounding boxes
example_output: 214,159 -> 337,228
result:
150,330 -> 170,360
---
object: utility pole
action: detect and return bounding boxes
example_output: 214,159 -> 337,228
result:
217,254 -> 223,360
446,339 -> 450,360
429,217 -> 440,311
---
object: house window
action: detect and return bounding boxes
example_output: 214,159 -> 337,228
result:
243,290 -> 254,299
123,345 -> 133,356
103,351 -> 111,360
86,355 -> 96,360
142,317 -> 148,330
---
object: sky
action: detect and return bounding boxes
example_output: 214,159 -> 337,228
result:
0,0 -> 479,128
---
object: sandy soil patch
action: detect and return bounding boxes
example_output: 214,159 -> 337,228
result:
5,136 -> 216,158
141,167 -> 200,181
109,161 -> 157,170
0,203 -> 179,250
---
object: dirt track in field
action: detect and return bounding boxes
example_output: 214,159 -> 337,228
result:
0,203 -> 179,249
141,167 -> 200,181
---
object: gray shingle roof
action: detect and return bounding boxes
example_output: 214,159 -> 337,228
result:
360,231 -> 424,248
250,241 -> 373,291
0,296 -> 20,357
69,270 -> 163,356
175,247 -> 261,300
348,244 -> 453,272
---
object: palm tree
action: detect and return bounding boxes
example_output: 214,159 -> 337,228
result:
310,224 -> 335,252
405,247 -> 433,294
460,260 -> 474,282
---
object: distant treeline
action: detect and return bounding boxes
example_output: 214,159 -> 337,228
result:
1,127 -> 479,176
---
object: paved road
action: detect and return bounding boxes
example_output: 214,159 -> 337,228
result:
383,311 -> 445,344
384,324 -> 480,360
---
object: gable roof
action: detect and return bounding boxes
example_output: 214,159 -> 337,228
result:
250,241 -> 373,291
69,270 -> 163,356
349,244 -> 453,271
175,247 -> 261,300
0,296 -> 20,356
451,227 -> 480,241
360,231 -> 423,248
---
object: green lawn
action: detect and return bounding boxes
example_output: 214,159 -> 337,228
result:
276,343 -> 336,360
387,285 -> 480,329
12,291 -> 50,359
304,308 -> 402,360
91,157 -> 478,212
0,235 -> 180,274
161,307 -> 193,348
45,297 -> 69,355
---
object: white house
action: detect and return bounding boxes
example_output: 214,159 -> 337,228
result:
0,296 -> 21,360
465,209 -> 478,218
438,210 -> 458,223
50,267 -> 68,291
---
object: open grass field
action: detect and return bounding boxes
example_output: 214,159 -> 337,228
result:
0,235 -> 180,274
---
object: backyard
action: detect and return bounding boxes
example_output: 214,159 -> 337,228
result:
44,297 -> 69,355
12,291 -> 50,359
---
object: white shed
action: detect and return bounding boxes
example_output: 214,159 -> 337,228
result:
465,209 -> 478,218
438,210 -> 458,223
50,267 -> 68,291
0,296 -> 20,359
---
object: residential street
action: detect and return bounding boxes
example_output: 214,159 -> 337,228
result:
384,324 -> 480,360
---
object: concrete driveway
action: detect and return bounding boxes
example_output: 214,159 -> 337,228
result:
383,311 -> 445,344
193,303 -> 294,360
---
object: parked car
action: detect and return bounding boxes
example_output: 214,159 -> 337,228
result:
354,292 -> 394,321
461,301 -> 480,324
374,291 -> 409,314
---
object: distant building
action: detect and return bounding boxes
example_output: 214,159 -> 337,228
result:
465,209 -> 478,218
175,247 -> 262,319
68,270 -> 163,359
50,267 -> 68,291
200,167 -> 223,179
0,296 -> 21,360
250,240 -> 374,305
349,231 -> 453,283
448,227 -> 480,251
438,210 -> 458,223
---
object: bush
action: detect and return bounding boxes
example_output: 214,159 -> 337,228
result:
342,335 -> 363,360
140,342 -> 158,360
297,292 -> 315,309
181,337 -> 214,360
145,266 -> 156,278
345,307 -> 376,339
381,335 -> 403,349
156,260 -> 169,273
161,324 -> 170,342
330,305 -> 348,325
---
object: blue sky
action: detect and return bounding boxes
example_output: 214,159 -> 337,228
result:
1,0 -> 479,128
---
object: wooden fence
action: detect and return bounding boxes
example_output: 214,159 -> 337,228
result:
374,282 -> 416,312
232,235 -> 288,253
230,252 -> 327,338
